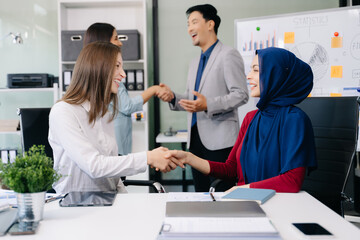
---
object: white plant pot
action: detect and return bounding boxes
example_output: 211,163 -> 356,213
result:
16,191 -> 46,222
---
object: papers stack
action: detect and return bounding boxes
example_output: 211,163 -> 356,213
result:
158,194 -> 281,239
158,217 -> 280,239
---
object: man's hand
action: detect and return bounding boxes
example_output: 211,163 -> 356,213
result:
147,147 -> 184,173
156,83 -> 174,102
179,91 -> 207,113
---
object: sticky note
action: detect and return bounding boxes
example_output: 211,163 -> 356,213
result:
331,66 -> 343,78
331,37 -> 343,48
284,32 -> 295,44
330,93 -> 342,97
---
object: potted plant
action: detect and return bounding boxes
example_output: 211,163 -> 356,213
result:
0,145 -> 61,222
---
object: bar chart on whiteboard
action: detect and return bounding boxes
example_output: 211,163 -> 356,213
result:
235,6 -> 360,97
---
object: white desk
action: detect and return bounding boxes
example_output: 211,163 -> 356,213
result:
2,191 -> 360,240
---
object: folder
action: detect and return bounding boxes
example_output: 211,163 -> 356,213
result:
126,70 -> 135,91
123,70 -> 128,89
222,188 -> 276,204
63,70 -> 72,91
8,150 -> 16,163
135,69 -> 144,90
1,150 -> 8,164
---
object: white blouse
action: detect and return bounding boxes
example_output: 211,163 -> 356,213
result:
48,101 -> 147,194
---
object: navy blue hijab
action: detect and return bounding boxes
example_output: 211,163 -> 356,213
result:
239,47 -> 317,184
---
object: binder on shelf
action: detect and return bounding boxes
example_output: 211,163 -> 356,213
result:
8,150 -> 16,163
1,149 -> 18,164
135,69 -> 144,90
126,70 -> 135,91
1,150 -> 8,164
123,70 -> 128,89
63,70 -> 72,91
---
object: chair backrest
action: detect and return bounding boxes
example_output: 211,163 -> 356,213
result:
17,108 -> 52,159
296,97 -> 359,215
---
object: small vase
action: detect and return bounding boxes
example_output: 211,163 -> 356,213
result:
16,191 -> 46,222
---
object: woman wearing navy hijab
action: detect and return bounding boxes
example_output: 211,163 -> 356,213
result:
165,47 -> 317,192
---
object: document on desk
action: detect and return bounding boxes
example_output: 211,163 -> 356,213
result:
158,217 -> 280,239
167,192 -> 225,202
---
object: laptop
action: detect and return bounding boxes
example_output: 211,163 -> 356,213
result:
59,191 -> 117,207
166,201 -> 266,217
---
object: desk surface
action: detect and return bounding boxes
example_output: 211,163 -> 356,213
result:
2,191 -> 359,240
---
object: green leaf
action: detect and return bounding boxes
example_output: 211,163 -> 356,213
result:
0,145 -> 61,193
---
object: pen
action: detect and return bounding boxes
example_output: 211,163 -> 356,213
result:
209,192 -> 216,202
45,194 -> 65,203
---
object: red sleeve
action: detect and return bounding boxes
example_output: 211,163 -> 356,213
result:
249,167 -> 306,193
208,110 -> 257,181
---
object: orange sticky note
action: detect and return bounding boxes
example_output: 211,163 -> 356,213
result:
331,66 -> 343,78
331,37 -> 343,48
330,93 -> 342,97
284,32 -> 295,44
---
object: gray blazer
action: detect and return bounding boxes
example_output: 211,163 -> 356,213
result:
170,41 -> 248,150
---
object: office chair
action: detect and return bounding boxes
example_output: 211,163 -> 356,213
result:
296,97 -> 359,216
17,108 -> 166,193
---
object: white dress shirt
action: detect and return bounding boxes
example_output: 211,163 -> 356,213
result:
48,100 -> 147,194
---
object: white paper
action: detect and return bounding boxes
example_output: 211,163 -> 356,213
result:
167,192 -> 225,202
161,217 -> 277,235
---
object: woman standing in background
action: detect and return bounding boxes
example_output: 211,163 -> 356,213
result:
84,23 -> 173,155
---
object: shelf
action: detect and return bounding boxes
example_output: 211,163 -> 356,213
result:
0,131 -> 21,135
60,0 -> 143,9
61,59 -> 144,65
0,88 -> 56,92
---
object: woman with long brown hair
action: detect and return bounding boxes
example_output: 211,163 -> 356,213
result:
49,42 -> 182,194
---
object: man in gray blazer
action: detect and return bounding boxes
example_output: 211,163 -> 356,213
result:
159,4 -> 248,192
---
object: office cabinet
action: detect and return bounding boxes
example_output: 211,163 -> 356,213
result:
58,0 -> 149,192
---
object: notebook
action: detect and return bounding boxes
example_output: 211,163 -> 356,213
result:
166,201 -> 266,217
0,208 -> 18,236
159,201 -> 281,239
59,191 -> 117,207
222,188 -> 276,204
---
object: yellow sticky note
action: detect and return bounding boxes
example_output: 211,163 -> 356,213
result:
330,93 -> 342,97
331,37 -> 343,48
284,32 -> 295,44
331,66 -> 343,78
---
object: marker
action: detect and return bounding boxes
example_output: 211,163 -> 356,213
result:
334,32 -> 339,37
210,192 -> 216,201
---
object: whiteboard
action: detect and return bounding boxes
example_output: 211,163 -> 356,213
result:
235,6 -> 360,97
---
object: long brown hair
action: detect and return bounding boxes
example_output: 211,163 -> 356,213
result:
83,22 -> 115,46
62,41 -> 120,124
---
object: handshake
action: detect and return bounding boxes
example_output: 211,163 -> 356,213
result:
146,147 -> 192,173
153,83 -> 208,113
154,83 -> 174,102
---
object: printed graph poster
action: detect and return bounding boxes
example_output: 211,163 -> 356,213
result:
236,6 -> 360,96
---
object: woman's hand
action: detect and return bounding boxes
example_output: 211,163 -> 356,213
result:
147,147 -> 184,173
165,150 -> 193,165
